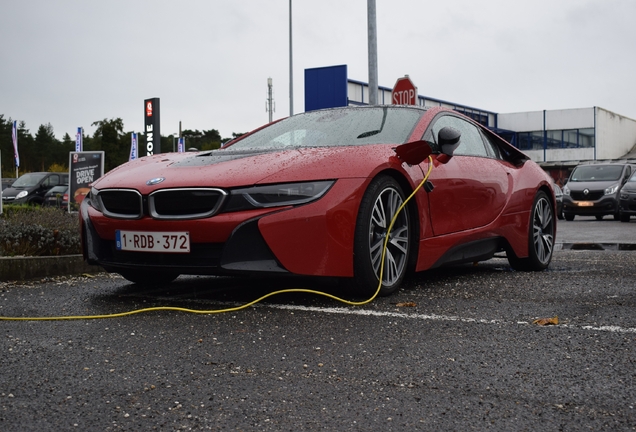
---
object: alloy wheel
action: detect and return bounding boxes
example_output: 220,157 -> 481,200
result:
532,195 -> 554,265
368,186 -> 409,286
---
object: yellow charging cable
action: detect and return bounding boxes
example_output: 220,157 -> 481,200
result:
0,156 -> 434,321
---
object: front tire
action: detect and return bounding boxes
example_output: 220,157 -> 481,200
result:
508,191 -> 555,271
620,213 -> 630,223
352,176 -> 411,297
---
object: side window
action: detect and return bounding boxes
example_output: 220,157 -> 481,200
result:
426,115 -> 488,157
480,130 -> 503,160
43,175 -> 60,187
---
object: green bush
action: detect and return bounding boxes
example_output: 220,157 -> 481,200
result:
0,205 -> 81,256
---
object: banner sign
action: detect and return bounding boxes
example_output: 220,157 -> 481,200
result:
75,127 -> 83,152
178,137 -> 184,153
129,132 -> 138,161
68,151 -> 104,212
144,98 -> 161,156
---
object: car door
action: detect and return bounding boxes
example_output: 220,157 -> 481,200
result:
36,174 -> 61,201
423,114 -> 509,236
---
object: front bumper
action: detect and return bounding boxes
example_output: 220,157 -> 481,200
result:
562,195 -> 618,216
1,196 -> 29,205
80,178 -> 367,278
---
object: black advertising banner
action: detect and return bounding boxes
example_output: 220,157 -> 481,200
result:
69,151 -> 104,212
144,97 -> 161,156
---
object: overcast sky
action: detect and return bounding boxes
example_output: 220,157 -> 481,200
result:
1,0 -> 635,141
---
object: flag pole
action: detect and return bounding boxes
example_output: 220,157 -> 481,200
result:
11,120 -> 19,178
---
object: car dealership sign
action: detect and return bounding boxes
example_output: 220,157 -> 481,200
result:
144,98 -> 161,155
392,76 -> 418,105
69,151 -> 104,212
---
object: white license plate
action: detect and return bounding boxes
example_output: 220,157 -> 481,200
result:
576,201 -> 594,207
116,230 -> 190,253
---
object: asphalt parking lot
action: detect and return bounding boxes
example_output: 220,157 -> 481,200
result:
1,217 -> 635,431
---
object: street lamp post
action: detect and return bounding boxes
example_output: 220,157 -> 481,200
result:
289,0 -> 294,116
368,0 -> 378,105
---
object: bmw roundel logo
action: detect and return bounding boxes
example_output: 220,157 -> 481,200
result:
146,177 -> 165,186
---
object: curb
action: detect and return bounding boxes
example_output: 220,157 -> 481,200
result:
0,255 -> 102,282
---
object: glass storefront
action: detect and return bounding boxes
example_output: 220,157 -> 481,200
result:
515,128 -> 595,151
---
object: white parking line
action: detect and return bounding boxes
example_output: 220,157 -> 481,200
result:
262,304 -> 636,334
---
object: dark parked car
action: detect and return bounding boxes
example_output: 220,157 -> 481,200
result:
562,163 -> 635,221
1,172 -> 69,205
81,106 -> 556,296
619,170 -> 636,222
1,178 -> 15,190
43,185 -> 69,210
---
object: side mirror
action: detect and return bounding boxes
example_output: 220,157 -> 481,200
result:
394,140 -> 433,165
436,126 -> 461,164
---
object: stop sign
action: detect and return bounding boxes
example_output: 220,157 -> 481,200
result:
392,76 -> 418,105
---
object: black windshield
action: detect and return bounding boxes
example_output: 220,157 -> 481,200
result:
570,165 -> 623,182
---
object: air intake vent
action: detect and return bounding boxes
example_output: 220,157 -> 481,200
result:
149,188 -> 227,220
99,189 -> 143,219
571,191 -> 603,201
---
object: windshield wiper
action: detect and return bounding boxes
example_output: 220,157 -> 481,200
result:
357,107 -> 388,139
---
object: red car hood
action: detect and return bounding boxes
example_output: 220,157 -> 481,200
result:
92,146 -> 396,193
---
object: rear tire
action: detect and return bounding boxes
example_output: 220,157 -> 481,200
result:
352,176 -> 411,297
508,191 -> 555,271
595,215 -> 604,221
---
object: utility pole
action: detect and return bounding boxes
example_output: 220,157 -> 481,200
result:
289,0 -> 294,116
367,0 -> 378,105
267,78 -> 275,123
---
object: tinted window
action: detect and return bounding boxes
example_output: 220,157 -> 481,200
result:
229,107 -> 423,150
480,130 -> 503,159
570,165 -> 624,182
42,175 -> 60,187
12,173 -> 47,187
47,185 -> 67,195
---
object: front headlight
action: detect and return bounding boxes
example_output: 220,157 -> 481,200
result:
562,186 -> 570,196
15,191 -> 29,199
621,192 -> 629,200
605,184 -> 619,195
224,181 -> 334,212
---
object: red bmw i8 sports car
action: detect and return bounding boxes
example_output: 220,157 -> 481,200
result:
80,106 -> 556,296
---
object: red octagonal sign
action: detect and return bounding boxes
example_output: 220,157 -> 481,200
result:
392,76 -> 418,105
